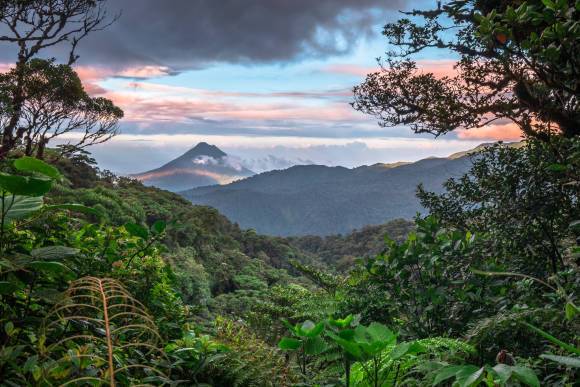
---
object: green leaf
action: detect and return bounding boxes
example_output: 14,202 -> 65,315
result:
565,302 -> 578,321
124,222 -> 149,239
278,337 -> 301,350
540,354 -> 580,368
492,364 -> 513,383
1,195 -> 43,226
43,204 -> 102,217
432,365 -> 465,385
523,322 -> 580,355
460,367 -> 484,387
301,322 -> 324,337
546,163 -> 567,172
304,336 -> 326,355
27,261 -> 75,280
31,246 -> 79,260
366,322 -> 395,344
299,320 -> 324,337
5,321 -> 15,336
14,157 -> 61,180
328,332 -> 363,359
0,281 -> 23,295
512,366 -> 540,387
151,219 -> 166,234
542,0 -> 556,9
0,173 -> 52,196
390,342 -> 412,360
328,314 -> 354,328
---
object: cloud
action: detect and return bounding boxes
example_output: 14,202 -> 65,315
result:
67,0 -> 404,69
71,133 -> 484,175
324,59 -> 457,78
238,155 -> 314,173
457,122 -> 523,141
94,86 -> 359,126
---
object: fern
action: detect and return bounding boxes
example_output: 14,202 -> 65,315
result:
41,277 -> 169,386
465,307 -> 561,348
207,317 -> 300,387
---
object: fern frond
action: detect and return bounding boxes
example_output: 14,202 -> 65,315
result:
41,277 -> 169,386
465,307 -> 560,343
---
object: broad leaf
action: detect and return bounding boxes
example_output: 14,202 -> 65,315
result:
299,320 -> 324,337
328,332 -> 363,359
0,280 -> 25,295
366,322 -> 395,344
304,336 -> 326,355
124,222 -> 149,239
460,366 -> 484,387
432,365 -> 465,386
512,366 -> 540,387
1,195 -> 43,226
151,219 -> 166,234
328,314 -> 353,328
14,157 -> 61,180
492,364 -> 513,383
278,337 -> 301,350
0,173 -> 52,196
27,261 -> 75,280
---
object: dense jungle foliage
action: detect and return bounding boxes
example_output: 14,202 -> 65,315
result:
1,0 -> 579,386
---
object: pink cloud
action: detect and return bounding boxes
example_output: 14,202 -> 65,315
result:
324,59 -> 457,79
74,65 -> 173,95
116,66 -> 172,78
457,123 -> 522,141
100,89 -> 356,124
324,64 -> 378,77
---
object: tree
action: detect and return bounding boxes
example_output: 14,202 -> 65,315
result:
0,0 -> 116,158
0,59 -> 122,158
352,0 -> 579,140
418,139 -> 580,276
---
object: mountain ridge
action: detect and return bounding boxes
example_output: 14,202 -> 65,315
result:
132,142 -> 254,192
180,150 -> 478,236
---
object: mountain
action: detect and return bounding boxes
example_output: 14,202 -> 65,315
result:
132,142 -> 254,192
179,150 -> 475,236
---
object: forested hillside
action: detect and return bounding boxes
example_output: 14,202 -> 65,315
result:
181,155 -> 472,236
0,0 -> 578,386
287,219 -> 414,270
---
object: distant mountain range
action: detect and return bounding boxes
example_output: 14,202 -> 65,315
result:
132,142 -> 254,192
179,149 -> 476,236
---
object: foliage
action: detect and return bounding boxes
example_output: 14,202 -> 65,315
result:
0,59 -> 123,158
165,329 -> 229,385
209,317 -> 300,386
424,362 -> 540,387
0,0 -> 116,158
352,0 -> 579,140
40,277 -> 169,385
418,139 -> 580,277
346,216 -> 488,337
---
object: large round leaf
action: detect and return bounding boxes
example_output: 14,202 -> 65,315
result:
278,337 -> 301,350
14,156 -> 61,180
0,173 -> 52,196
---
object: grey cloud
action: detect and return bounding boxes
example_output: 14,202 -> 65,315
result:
72,0 -> 404,68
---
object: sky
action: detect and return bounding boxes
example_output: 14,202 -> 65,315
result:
1,0 -> 522,174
